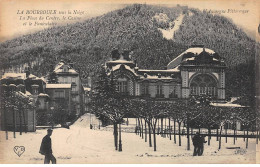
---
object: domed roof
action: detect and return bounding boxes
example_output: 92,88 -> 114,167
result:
167,47 -> 217,69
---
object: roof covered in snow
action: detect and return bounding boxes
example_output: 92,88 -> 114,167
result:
167,47 -> 221,69
211,103 -> 247,108
83,87 -> 91,91
109,64 -> 181,82
46,84 -> 71,89
38,93 -> 49,97
1,73 -> 45,82
54,61 -> 78,75
1,73 -> 27,80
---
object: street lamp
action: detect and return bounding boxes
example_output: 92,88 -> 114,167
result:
50,107 -> 54,129
90,111 -> 92,129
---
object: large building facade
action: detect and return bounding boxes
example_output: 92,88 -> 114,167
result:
105,46 -> 226,100
52,61 -> 84,116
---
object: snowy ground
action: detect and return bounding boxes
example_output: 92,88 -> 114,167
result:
0,114 -> 259,164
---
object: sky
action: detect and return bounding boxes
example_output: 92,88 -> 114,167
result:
0,0 -> 259,42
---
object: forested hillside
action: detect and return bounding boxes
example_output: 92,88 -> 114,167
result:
0,4 -> 258,104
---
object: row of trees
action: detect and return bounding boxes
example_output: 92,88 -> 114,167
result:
0,85 -> 36,139
90,67 -> 259,152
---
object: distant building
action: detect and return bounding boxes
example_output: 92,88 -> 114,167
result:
0,71 -> 47,131
45,83 -> 72,117
51,60 -> 84,116
105,46 -> 226,101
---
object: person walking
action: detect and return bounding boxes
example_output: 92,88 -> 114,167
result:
39,129 -> 57,164
198,134 -> 207,156
192,132 -> 200,156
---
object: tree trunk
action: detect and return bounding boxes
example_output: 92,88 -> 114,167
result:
174,119 -> 176,144
161,118 -> 163,137
118,124 -> 122,152
165,118 -> 167,137
169,118 -> 171,140
114,123 -> 118,150
153,120 -> 157,151
257,130 -> 259,144
153,129 -> 157,151
22,110 -> 27,133
246,129 -> 249,149
244,130 -> 246,141
145,120 -> 147,142
216,128 -> 219,141
135,118 -> 138,135
233,128 -> 236,145
208,127 -> 211,146
4,108 -> 8,140
137,118 -> 140,135
157,119 -> 160,135
219,125 -> 222,150
148,121 -> 152,147
187,121 -> 190,150
19,111 -> 22,135
141,119 -> 144,139
225,128 -> 227,143
13,109 -> 16,138
178,122 -> 181,146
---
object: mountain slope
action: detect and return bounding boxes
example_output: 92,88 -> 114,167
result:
0,4 -> 258,102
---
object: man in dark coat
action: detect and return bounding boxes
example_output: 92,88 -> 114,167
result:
39,129 -> 56,164
198,134 -> 207,156
192,132 -> 200,156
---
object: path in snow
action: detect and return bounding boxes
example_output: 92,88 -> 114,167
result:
0,113 -> 259,164
158,14 -> 185,40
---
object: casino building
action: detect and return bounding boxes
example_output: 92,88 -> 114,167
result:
105,45 -> 226,101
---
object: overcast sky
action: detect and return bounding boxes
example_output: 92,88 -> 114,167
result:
0,0 -> 259,42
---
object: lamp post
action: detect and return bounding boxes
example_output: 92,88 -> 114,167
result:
50,107 -> 54,129
90,111 -> 92,129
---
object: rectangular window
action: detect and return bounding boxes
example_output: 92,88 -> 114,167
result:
156,85 -> 163,95
55,90 -> 65,98
72,96 -> 76,102
59,77 -> 64,84
117,81 -> 127,93
144,84 -> 149,95
72,86 -> 77,91
72,77 -> 76,83
64,77 -> 68,83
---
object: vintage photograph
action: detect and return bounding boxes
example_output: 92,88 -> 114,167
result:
0,0 -> 259,164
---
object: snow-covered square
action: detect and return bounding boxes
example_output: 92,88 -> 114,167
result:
0,114 -> 259,164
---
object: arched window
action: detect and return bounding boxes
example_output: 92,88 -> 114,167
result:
190,74 -> 217,97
